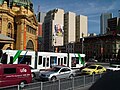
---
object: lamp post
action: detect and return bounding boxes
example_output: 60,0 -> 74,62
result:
82,33 -> 84,54
52,34 -> 56,52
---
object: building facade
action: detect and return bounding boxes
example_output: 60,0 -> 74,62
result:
100,13 -> 113,35
43,8 -> 64,52
37,12 -> 46,51
64,12 -> 76,45
0,0 -> 38,51
108,17 -> 120,34
76,15 -> 88,42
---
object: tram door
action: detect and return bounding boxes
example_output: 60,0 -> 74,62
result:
43,56 -> 50,69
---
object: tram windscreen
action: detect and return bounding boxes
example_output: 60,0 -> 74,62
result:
18,55 -> 31,65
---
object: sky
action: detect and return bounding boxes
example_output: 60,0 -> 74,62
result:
32,0 -> 120,35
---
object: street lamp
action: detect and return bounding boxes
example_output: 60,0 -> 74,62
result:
52,34 -> 56,52
52,34 -> 55,52
82,33 -> 84,54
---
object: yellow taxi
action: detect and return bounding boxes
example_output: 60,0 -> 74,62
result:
81,64 -> 106,75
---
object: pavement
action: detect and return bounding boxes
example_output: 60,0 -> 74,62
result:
76,84 -> 92,90
89,71 -> 120,90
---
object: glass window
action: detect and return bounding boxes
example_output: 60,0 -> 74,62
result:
38,56 -> 42,65
97,66 -> 103,69
10,56 -> 13,64
43,58 -> 46,67
18,55 -> 31,65
4,68 -> 16,74
64,57 -> 67,64
50,56 -> 57,65
58,58 -> 60,65
47,58 -> 49,67
61,58 -> 63,65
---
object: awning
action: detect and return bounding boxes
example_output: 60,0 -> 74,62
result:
0,34 -> 14,41
0,34 -> 14,44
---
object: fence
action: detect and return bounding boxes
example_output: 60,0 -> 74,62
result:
0,74 -> 102,90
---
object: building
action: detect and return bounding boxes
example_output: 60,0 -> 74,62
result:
37,12 -> 46,51
43,8 -> 64,52
0,0 -> 38,51
73,34 -> 120,62
76,15 -> 88,42
64,12 -> 76,45
100,13 -> 113,35
107,17 -> 120,35
64,12 -> 76,52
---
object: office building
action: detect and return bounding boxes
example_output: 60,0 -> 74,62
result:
44,8 -> 64,52
100,13 -> 113,35
108,17 -> 120,34
64,12 -> 76,44
37,12 -> 46,51
76,15 -> 88,42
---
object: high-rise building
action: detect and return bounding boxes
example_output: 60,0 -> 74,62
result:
44,8 -> 64,52
64,12 -> 76,45
100,13 -> 113,35
108,17 -> 120,34
76,15 -> 88,42
37,12 -> 46,51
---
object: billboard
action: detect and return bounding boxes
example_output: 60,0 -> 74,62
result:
54,24 -> 64,37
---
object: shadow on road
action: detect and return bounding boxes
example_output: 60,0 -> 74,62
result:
89,71 -> 120,90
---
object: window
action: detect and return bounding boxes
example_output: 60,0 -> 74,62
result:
4,68 -> 16,74
7,23 -> 12,38
38,56 -> 42,65
10,56 -> 13,64
50,56 -> 57,65
43,58 -> 46,67
60,68 -> 70,72
58,58 -> 60,65
18,55 -> 31,65
61,58 -> 63,65
47,58 -> 49,67
64,57 -> 67,64
97,66 -> 103,69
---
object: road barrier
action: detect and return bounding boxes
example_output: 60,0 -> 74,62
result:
0,74 -> 103,90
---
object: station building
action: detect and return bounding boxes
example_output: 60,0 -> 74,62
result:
0,0 -> 38,51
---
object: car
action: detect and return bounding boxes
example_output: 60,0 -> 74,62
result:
39,65 -> 75,81
81,64 -> 106,75
30,66 -> 40,80
106,64 -> 120,71
0,64 -> 32,88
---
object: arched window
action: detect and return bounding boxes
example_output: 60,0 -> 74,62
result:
26,40 -> 34,51
7,23 -> 12,38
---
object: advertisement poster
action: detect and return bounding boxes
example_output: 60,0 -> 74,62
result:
54,24 -> 64,36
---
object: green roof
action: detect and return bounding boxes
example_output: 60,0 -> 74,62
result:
0,0 -> 4,5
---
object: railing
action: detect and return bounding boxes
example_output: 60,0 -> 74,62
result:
0,74 -> 103,90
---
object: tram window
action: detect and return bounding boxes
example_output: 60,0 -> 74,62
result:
76,57 -> 79,64
43,58 -> 46,67
71,57 -> 76,67
1,53 -> 8,64
64,57 -> 67,64
47,58 -> 49,67
38,56 -> 42,65
61,58 -> 63,65
50,56 -> 57,65
58,58 -> 60,65
18,55 -> 31,65
10,56 -> 13,64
